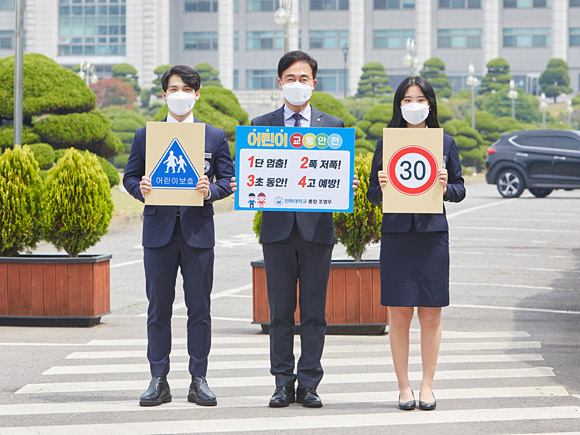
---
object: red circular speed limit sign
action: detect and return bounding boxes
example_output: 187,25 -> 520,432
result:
387,145 -> 439,196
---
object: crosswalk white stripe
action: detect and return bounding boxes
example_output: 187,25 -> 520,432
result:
0,386 -> 569,416
1,406 -> 578,434
16,367 -> 554,394
64,341 -> 542,359
81,330 -> 531,346
42,354 -> 545,375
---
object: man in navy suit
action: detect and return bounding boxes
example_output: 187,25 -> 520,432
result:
233,51 -> 358,408
123,65 -> 234,407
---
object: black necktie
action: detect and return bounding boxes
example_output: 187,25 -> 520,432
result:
291,113 -> 303,127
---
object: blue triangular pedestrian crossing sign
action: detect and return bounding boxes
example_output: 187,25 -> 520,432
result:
149,138 -> 201,190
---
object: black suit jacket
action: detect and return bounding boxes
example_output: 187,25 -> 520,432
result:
252,105 -> 344,244
367,133 -> 466,233
123,117 -> 234,248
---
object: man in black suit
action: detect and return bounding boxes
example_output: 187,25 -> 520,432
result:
124,66 -> 234,407
234,51 -> 358,408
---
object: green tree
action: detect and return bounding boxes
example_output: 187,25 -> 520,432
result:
480,88 -> 544,124
0,54 -> 119,159
539,58 -> 572,102
333,154 -> 382,261
111,63 -> 140,94
0,146 -> 43,256
420,58 -> 452,98
356,62 -> 392,98
195,63 -> 223,87
443,120 -> 485,169
42,149 -> 113,257
310,92 -> 356,127
357,103 -> 393,142
479,58 -> 512,95
151,64 -> 173,96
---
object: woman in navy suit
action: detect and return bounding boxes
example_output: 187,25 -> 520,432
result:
367,76 -> 466,411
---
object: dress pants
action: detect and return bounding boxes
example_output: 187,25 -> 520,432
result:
144,217 -> 214,378
262,225 -> 333,389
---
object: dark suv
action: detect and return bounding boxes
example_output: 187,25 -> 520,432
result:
485,129 -> 580,198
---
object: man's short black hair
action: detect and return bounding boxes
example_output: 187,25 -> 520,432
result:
277,51 -> 318,79
161,65 -> 201,92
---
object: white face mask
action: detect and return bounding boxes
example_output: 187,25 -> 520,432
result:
282,82 -> 313,106
401,102 -> 430,125
166,91 -> 196,116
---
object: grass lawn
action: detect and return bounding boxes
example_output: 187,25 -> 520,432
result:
111,182 -> 144,217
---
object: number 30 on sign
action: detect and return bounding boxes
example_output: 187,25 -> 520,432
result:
387,145 -> 439,196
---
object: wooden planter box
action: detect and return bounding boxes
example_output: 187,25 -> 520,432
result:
252,259 -> 388,335
0,254 -> 111,327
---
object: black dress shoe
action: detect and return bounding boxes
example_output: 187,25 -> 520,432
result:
269,385 -> 295,408
296,387 -> 323,408
398,391 -> 416,411
188,376 -> 217,406
139,376 -> 171,407
419,392 -> 436,411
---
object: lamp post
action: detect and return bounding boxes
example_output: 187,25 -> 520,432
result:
402,38 -> 421,76
273,0 -> 297,53
13,0 -> 24,147
540,92 -> 547,129
507,79 -> 518,120
567,99 -> 574,126
342,43 -> 349,98
465,63 -> 479,130
78,61 -> 98,86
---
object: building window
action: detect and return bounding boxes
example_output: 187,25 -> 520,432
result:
570,27 -> 580,46
58,0 -> 126,56
185,0 -> 218,12
0,0 -> 14,10
234,31 -> 239,51
233,69 -> 238,90
503,0 -> 551,7
234,0 -> 239,11
247,0 -> 280,11
503,28 -> 551,47
247,69 -> 278,89
184,32 -> 218,50
0,30 -> 13,49
310,0 -> 348,10
316,69 -> 346,92
374,0 -> 414,9
247,31 -> 284,50
439,0 -> 481,8
373,29 -> 414,49
309,30 -> 348,49
571,0 -> 580,6
438,28 -> 482,48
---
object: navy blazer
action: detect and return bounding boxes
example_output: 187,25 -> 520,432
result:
367,133 -> 465,233
123,117 -> 234,248
252,105 -> 344,244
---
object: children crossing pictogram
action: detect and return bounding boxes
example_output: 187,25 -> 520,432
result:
149,138 -> 201,190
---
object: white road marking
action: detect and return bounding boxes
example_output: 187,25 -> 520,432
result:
450,304 -> 580,316
16,367 -> 554,394
64,341 -> 542,360
1,406 -> 578,434
42,353 -> 544,375
446,199 -> 517,220
453,225 -> 580,234
110,259 -> 142,269
0,387 -> 567,416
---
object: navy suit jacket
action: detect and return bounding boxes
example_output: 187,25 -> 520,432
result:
367,133 -> 465,233
123,117 -> 234,248
252,105 -> 344,244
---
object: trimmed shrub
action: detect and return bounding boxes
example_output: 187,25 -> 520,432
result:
42,149 -> 113,257
437,102 -> 454,124
0,125 -> 40,151
96,155 -> 120,187
33,111 -> 111,150
28,143 -> 55,169
0,145 -> 43,256
480,89 -> 544,124
196,63 -> 223,87
0,54 -> 96,118
310,92 -> 356,127
356,62 -> 392,98
333,153 -> 382,261
113,153 -> 129,170
479,58 -> 512,95
443,120 -> 485,169
420,58 -> 452,98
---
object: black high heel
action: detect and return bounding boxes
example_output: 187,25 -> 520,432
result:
398,391 -> 416,410
419,392 -> 436,411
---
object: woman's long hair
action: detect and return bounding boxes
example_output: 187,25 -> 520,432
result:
388,76 -> 440,128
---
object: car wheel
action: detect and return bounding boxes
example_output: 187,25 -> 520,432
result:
528,188 -> 553,198
496,169 -> 525,198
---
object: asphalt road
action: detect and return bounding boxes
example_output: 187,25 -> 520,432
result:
1,182 -> 579,434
